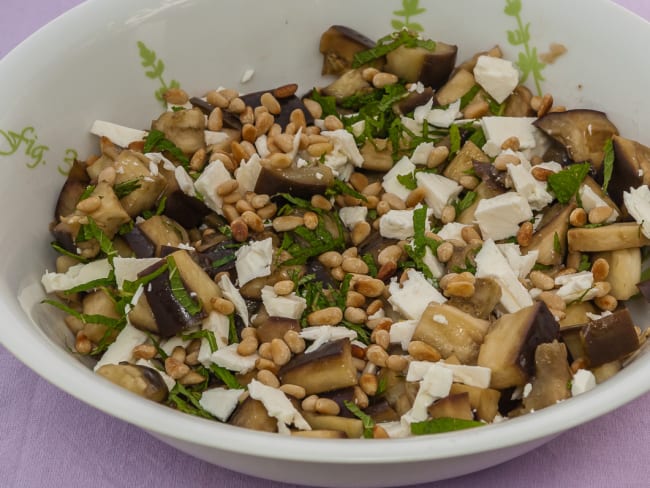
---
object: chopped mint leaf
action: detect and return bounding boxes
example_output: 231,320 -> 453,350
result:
114,178 -> 142,199
182,329 -> 218,353
410,417 -> 484,435
547,162 -> 591,204
397,172 -> 417,190
167,255 -> 202,316
344,400 -> 375,438
449,124 -> 461,158
453,191 -> 477,215
602,138 -> 615,193
353,30 -> 436,68
209,364 -> 242,390
143,129 -> 189,169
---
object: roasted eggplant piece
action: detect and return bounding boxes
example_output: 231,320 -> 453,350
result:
580,308 -> 640,367
427,392 -> 474,421
54,159 -> 89,220
359,139 -> 394,172
114,150 -> 166,218
151,107 -> 205,156
279,338 -> 358,395
567,223 -> 650,253
447,277 -> 501,320
443,141 -> 490,183
301,411 -> 363,438
163,191 -> 211,230
137,215 -> 189,256
321,69 -> 371,101
96,362 -> 168,403
637,278 -> 650,302
319,25 -> 376,75
434,69 -> 476,106
449,383 -> 500,422
123,226 -> 156,258
533,109 -> 619,170
255,317 -> 301,343
385,41 -> 457,89
477,302 -> 559,389
504,85 -> 536,117
412,303 -> 490,364
594,248 -> 642,300
522,203 -> 574,266
229,397 -> 277,432
393,86 -> 435,115
608,135 -> 650,206
254,163 -> 334,199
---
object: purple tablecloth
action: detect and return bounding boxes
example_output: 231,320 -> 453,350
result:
1,1 -> 649,487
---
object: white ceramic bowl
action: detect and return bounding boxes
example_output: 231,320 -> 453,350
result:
1,0 -> 649,486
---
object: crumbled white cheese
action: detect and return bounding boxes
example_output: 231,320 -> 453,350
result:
389,319 -> 418,350
321,129 -> 364,181
522,382 -> 533,398
350,120 -> 366,138
235,237 -> 273,286
199,387 -> 245,421
254,134 -> 271,158
415,172 -> 463,219
90,120 -> 147,148
623,185 -> 650,238
497,243 -> 539,280
422,246 -> 445,279
379,207 -> 431,240
407,361 -> 491,389
382,156 -> 416,200
41,259 -> 112,294
426,99 -> 462,128
411,142 -> 434,165
94,322 -> 149,371
555,271 -> 597,303
579,185 -> 618,223
235,153 -> 262,193
218,274 -> 249,326
113,257 -> 161,289
194,159 -> 234,214
247,379 -> 311,434
474,192 -> 533,241
480,117 -> 538,157
437,222 -> 469,242
585,310 -> 613,321
261,285 -> 307,320
299,326 -> 357,354
388,269 -> 446,321
571,369 -> 597,396
339,206 -> 368,230
507,155 -> 554,211
198,311 -> 230,366
475,239 -> 533,313
210,343 -> 258,374
146,152 -> 175,171
174,166 -> 197,197
160,336 -> 191,356
240,68 -> 255,83
402,363 -> 453,424
473,55 -> 519,104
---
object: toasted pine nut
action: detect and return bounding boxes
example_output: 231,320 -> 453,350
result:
494,153 -> 520,171
207,107 -> 224,131
377,245 -> 402,266
273,83 -> 298,99
241,210 -> 264,233
230,218 -> 248,242
256,203 -> 278,220
440,205 -> 456,224
531,166 -> 554,182
342,257 -> 369,275
283,330 -> 306,354
257,342 -> 273,360
408,340 -> 442,362
273,280 -> 295,296
76,196 -> 101,213
311,194 -> 332,211
371,329 -> 390,350
319,251 -> 343,268
303,98 -> 322,119
517,221 -> 534,247
570,208 -> 587,227
270,338 -> 292,366
227,97 -> 246,114
163,87 -> 189,105
307,307 -> 343,326
588,206 -> 613,225
240,327 -> 257,340
372,72 -> 398,89
444,280 -> 475,298
165,357 -> 190,379
366,344 -> 389,367
257,369 -> 280,388
436,242 -> 454,263
303,211 -> 319,230
301,395 -> 318,412
538,291 -> 566,311
386,354 -> 408,372
237,337 -> 259,356
132,343 -> 157,360
537,93 -> 553,117
211,297 -> 235,315
595,294 -> 618,311
272,215 -> 304,232
354,277 -> 385,297
344,306 -> 367,324
593,281 -> 612,298
405,187 -> 426,208
591,258 -> 610,282
324,115 -> 344,131
361,67 -> 380,82
315,398 -> 340,416
280,383 -> 306,399
75,332 -> 92,355
260,92 -> 281,115
360,373 -> 378,396
217,179 -> 239,196
351,221 -> 371,246
382,192 -> 406,210
529,271 -> 555,291
268,152 -> 293,169
206,90 -> 230,108
459,175 -> 480,190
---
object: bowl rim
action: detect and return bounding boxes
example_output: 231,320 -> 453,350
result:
1,0 -> 649,466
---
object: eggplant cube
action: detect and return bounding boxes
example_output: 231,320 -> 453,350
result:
477,302 -> 559,389
580,308 -> 640,367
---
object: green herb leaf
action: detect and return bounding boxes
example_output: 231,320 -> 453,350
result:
209,364 -> 243,390
547,163 -> 591,204
114,178 -> 143,199
78,185 -> 96,202
397,172 -> 418,190
63,273 -> 116,294
166,255 -> 202,316
167,383 -> 213,420
577,253 -> 591,272
344,400 -> 375,438
212,254 -> 237,269
410,417 -> 484,435
459,85 -> 481,110
143,129 -> 190,168
553,232 -> 562,254
361,253 -> 378,278
182,329 -> 218,353
50,242 -> 88,263
352,30 -> 436,68
228,313 -> 238,344
449,124 -> 461,158
453,191 -> 477,215
76,217 -> 118,264
602,138 -> 615,193
325,179 -> 368,201
310,88 -> 339,118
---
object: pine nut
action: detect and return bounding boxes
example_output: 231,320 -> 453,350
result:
268,152 -> 293,169
307,142 -> 333,157
227,97 -> 246,114
303,98 -> 323,119
440,205 -> 456,224
280,384 -> 306,399
273,83 -> 298,99
531,166 -> 554,182
165,357 -> 190,379
241,210 -> 264,233
354,277 -> 385,297
366,317 -> 392,331
444,280 -> 475,298
537,93 -> 553,117
237,337 -> 259,356
260,92 -> 281,115
382,192 -> 406,210
324,115 -> 344,131
595,294 -> 618,311
241,327 -> 258,340
270,338 -> 292,366
283,330 -> 306,354
206,90 -> 229,108
408,340 -> 442,362
258,342 -> 273,360
272,215 -> 304,232
207,107 -> 224,131
377,245 -> 402,266
371,329 -> 390,350
75,332 -> 92,355
427,146 -> 450,168
362,181 -> 383,197
361,67 -> 380,82
386,354 -> 408,372
76,196 -> 101,213
349,172 -> 368,192
591,258 -> 610,282
311,194 -> 332,211
588,206 -> 613,225
372,72 -> 399,89
517,221 -> 534,247
289,108 -> 307,129
179,370 -> 207,386
255,358 -> 279,373
436,242 -> 454,263
222,190 -> 244,205
230,218 -> 248,242
303,211 -> 319,230
344,306 -> 367,324
459,175 -> 480,190
190,147 -> 207,172
538,291 -> 566,311
593,281 -> 612,298
251,194 -> 270,209
353,386 -> 370,408
301,395 -> 318,412
273,280 -> 295,296
405,187 -> 426,208
460,226 -> 481,244
319,251 -> 343,268
351,221 -> 371,246
211,297 -> 236,315
330,266 -> 346,281
463,100 -> 489,119
359,373 -> 378,396
307,307 -> 343,326
341,257 -> 369,274
529,271 -> 555,291
217,179 -> 238,196
570,208 -> 587,227
373,425 -> 390,439
256,203 -> 278,220
132,343 -> 157,360
366,344 -> 389,367
346,291 -> 366,308
315,398 -> 340,416
257,369 -> 280,388
494,153 -> 520,171
500,136 -> 521,151
163,87 -> 189,105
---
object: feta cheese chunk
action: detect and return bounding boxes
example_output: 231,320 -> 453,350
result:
402,363 -> 453,424
407,361 -> 491,389
174,166 -> 196,197
415,172 -> 463,219
210,343 -> 258,374
411,142 -> 434,165
261,286 -> 307,320
480,117 -> 538,157
497,243 -> 538,280
475,239 -> 533,313
90,120 -> 147,148
300,326 -> 357,354
235,153 -> 262,193
507,157 -> 554,211
623,185 -> 650,238
382,156 -> 416,200
113,257 -> 161,289
474,192 -> 533,241
579,185 -> 618,223
437,222 -> 469,242
199,387 -> 245,422
379,208 -> 431,240
571,369 -> 597,396
321,129 -> 364,181
473,55 -> 519,104
204,130 -> 230,146
555,271 -> 597,303
94,322 -> 149,371
389,319 -> 418,350
388,269 -> 446,321
235,237 -> 273,286
218,274 -> 249,326
426,99 -> 462,128
194,159 -> 233,215
339,206 -> 368,230
422,246 -> 445,279
247,379 -> 311,434
41,259 -> 112,293
198,311 -> 230,366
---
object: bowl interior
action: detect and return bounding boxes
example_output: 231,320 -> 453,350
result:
1,0 -> 649,485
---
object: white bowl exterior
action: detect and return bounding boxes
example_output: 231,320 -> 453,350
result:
0,0 -> 649,486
